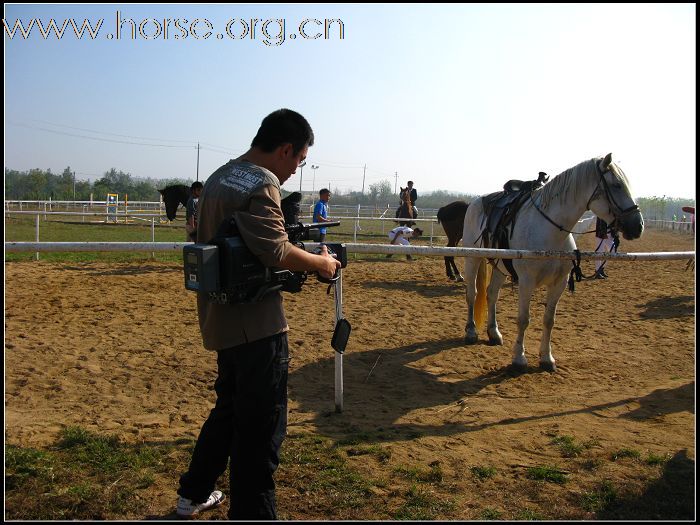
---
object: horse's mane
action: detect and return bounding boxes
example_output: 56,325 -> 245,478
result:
536,156 -> 630,210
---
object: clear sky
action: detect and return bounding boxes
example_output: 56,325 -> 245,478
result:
3,3 -> 696,199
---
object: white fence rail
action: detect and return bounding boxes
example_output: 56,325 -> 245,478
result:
5,241 -> 695,263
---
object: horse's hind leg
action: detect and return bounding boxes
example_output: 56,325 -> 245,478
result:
444,256 -> 455,280
538,280 -> 567,372
463,257 -> 480,344
450,258 -> 464,282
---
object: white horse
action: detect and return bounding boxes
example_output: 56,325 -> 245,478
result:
462,153 -> 644,372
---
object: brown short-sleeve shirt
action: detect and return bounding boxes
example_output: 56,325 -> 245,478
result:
196,159 -> 295,350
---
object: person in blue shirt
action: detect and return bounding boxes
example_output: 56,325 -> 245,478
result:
313,188 -> 332,242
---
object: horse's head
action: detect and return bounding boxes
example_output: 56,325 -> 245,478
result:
587,153 -> 644,240
281,191 -> 302,225
159,185 -> 189,221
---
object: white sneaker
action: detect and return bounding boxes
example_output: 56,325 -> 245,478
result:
176,490 -> 226,518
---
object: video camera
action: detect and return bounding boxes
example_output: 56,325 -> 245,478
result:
183,220 -> 346,304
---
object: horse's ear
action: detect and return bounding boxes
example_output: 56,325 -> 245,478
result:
158,189 -> 164,195
601,153 -> 613,169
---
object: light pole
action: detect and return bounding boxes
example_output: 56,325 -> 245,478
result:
311,165 -> 319,195
298,160 -> 306,193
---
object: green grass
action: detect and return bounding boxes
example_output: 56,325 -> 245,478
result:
479,507 -> 502,520
470,465 -> 496,481
525,465 -> 568,484
280,434 -> 378,511
610,448 -> 641,461
5,215 -> 186,263
644,452 -> 671,466
580,480 -> 618,512
5,426 -> 180,520
393,462 -> 444,483
5,213 -> 444,263
551,435 -> 599,458
392,484 -> 456,520
515,508 -> 546,520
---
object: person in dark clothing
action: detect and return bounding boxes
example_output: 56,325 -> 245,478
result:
175,109 -> 340,520
407,180 -> 418,204
185,181 -> 203,242
593,217 -> 619,279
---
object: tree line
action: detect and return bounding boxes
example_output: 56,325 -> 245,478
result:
4,167 -> 190,202
4,166 -> 694,220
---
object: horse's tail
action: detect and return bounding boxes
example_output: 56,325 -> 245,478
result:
474,259 -> 491,330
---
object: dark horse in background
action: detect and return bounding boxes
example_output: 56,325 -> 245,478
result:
436,200 -> 469,281
396,186 -> 418,227
158,184 -> 190,221
158,183 -> 304,225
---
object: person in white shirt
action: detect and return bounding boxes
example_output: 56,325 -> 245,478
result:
386,226 -> 423,260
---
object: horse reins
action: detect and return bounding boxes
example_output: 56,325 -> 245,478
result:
531,159 -> 638,235
529,159 -> 638,291
586,160 -> 640,228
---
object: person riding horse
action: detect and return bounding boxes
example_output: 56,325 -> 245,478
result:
396,186 -> 418,227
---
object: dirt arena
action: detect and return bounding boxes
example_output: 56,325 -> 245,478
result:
4,228 -> 695,518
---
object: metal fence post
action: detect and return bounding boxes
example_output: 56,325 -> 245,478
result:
334,269 -> 344,413
35,214 -> 40,261
151,218 -> 155,259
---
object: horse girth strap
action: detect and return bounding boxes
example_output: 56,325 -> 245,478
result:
481,229 -> 519,283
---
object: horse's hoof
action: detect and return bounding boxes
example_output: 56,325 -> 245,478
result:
464,334 -> 478,345
487,330 -> 503,346
539,361 -> 557,373
456,276 -> 465,283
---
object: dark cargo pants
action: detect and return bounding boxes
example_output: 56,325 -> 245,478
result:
177,332 -> 289,520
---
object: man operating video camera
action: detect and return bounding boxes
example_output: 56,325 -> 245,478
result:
175,109 -> 340,520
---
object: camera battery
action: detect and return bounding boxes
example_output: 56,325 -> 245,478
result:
183,244 -> 220,293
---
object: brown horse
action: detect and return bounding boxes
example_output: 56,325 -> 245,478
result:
158,184 -> 190,221
396,186 -> 418,227
436,200 -> 469,281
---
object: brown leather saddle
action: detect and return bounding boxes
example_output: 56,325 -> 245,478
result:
479,172 -> 549,282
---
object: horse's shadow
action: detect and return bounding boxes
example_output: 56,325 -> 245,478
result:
289,338 -> 695,443
637,295 -> 694,320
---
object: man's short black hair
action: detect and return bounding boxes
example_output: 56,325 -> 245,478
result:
319,188 -> 330,196
251,109 -> 314,155
407,181 -> 414,185
191,181 -> 203,190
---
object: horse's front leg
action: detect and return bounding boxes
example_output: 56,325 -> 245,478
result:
486,269 -> 506,345
511,283 -> 534,372
538,278 -> 567,372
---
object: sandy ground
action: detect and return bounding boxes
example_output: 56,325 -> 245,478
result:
4,228 -> 695,518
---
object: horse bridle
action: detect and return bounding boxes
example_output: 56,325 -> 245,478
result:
530,159 -> 639,234
586,160 -> 640,229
